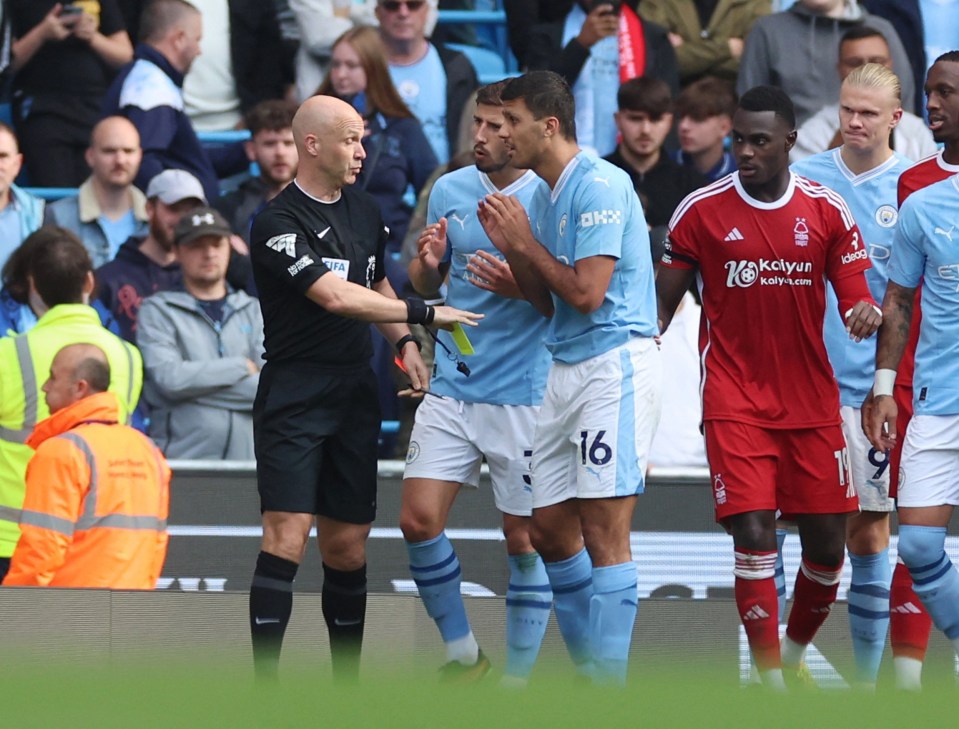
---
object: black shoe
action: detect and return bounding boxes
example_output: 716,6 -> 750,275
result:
439,650 -> 492,683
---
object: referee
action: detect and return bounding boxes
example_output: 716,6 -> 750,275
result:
248,95 -> 481,682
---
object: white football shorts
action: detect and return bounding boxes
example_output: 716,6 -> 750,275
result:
840,405 -> 894,512
532,336 -> 661,509
897,413 -> 959,508
404,395 -> 538,516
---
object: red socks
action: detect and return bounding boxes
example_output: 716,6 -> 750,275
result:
890,559 -> 932,662
734,549 -> 780,670
785,558 -> 842,646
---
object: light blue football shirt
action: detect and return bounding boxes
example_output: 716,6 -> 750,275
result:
529,152 -> 658,364
389,45 -> 449,164
887,174 -> 959,416
792,149 -> 911,405
427,166 -> 551,405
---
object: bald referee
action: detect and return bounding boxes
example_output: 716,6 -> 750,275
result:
248,95 -> 481,682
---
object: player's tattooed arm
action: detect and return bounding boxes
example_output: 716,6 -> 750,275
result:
865,281 -> 915,451
655,265 -> 696,334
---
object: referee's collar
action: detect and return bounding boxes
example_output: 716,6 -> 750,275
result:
294,179 -> 342,205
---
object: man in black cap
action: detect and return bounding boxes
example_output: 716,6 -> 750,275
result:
136,206 -> 265,460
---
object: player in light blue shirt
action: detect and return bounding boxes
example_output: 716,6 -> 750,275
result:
790,63 -> 910,689
401,82 -> 553,684
868,171 -> 959,672
478,71 -> 662,686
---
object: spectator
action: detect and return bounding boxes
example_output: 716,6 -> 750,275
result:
44,116 -> 149,268
9,0 -> 133,187
737,0 -> 915,126
215,99 -> 298,244
791,27 -> 936,163
673,76 -> 737,182
182,0 -> 294,131
862,0 -> 925,116
95,168 -> 206,343
0,228 -> 143,582
317,25 -> 438,257
376,0 -> 478,164
524,0 -> 679,156
604,76 -> 707,231
288,0 -> 377,102
503,0 -> 571,70
102,0 -> 249,204
3,343 -> 168,589
0,123 -> 44,270
637,0 -> 771,86
1,229 -> 119,337
137,207 -> 263,459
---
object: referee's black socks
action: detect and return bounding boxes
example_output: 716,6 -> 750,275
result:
322,562 -> 367,683
250,551 -> 298,679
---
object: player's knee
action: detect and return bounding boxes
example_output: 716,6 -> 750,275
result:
261,518 -> 311,562
896,527 -> 938,570
399,506 -> 443,543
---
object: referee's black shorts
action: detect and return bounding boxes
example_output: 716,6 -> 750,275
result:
253,360 -> 381,524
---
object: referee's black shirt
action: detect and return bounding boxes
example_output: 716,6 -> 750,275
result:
251,181 -> 389,366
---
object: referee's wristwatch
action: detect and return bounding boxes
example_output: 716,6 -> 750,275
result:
396,334 -> 422,353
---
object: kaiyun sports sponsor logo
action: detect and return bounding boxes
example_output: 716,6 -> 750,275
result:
724,258 -> 814,288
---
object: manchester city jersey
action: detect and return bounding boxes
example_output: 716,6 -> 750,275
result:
428,166 -> 551,405
792,149 -> 911,405
887,175 -> 959,416
529,151 -> 658,364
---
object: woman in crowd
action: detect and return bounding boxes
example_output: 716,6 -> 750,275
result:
316,25 -> 439,264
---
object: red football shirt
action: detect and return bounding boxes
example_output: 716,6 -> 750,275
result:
664,173 -> 872,428
893,151 -> 959,387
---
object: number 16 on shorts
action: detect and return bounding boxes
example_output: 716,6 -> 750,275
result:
577,428 -> 620,497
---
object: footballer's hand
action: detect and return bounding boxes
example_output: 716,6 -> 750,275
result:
845,300 -> 882,342
866,394 -> 897,452
478,193 -> 534,255
431,305 -> 483,330
417,219 -> 447,270
860,388 -> 875,436
466,250 -> 522,299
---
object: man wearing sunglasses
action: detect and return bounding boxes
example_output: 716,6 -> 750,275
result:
376,0 -> 478,165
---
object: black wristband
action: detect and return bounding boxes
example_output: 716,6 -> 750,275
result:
395,334 -> 421,353
424,305 -> 435,325
405,298 -> 427,324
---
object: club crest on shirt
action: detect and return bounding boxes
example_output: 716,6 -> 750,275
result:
793,218 -> 809,247
559,213 -> 568,237
365,255 -> 376,288
875,204 -> 897,228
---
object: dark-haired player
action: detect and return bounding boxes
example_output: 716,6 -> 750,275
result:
479,70 -> 662,687
657,85 -> 881,689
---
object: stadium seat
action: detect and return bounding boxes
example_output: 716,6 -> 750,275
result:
445,42 -> 514,85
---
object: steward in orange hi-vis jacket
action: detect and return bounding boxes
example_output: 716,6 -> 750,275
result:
3,350 -> 170,589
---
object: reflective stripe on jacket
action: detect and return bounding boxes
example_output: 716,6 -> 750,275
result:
3,392 -> 169,589
0,304 -> 143,557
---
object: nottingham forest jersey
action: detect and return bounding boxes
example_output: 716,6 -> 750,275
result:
663,172 -> 871,428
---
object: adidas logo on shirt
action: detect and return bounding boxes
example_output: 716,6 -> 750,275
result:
724,227 -> 744,242
742,605 -> 770,621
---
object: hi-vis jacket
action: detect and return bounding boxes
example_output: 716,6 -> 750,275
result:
3,392 -> 169,589
0,304 -> 143,558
